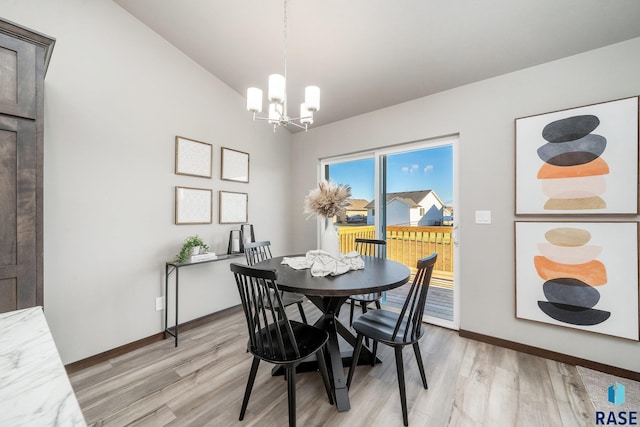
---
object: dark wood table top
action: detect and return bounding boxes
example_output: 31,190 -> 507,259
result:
251,255 -> 411,297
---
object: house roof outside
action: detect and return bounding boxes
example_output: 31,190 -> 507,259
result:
389,197 -> 420,208
364,190 -> 442,209
347,199 -> 369,211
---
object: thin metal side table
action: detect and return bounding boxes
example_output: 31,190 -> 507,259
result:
164,254 -> 243,347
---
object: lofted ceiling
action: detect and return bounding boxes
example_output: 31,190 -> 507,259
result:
113,0 -> 640,132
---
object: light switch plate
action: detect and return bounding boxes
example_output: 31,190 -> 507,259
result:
475,210 -> 491,224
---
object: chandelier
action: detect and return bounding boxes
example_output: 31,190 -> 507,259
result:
246,0 -> 320,131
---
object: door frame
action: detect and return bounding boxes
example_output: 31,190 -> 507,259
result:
320,134 -> 460,330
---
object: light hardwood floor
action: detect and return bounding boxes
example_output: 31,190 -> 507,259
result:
69,301 -> 595,426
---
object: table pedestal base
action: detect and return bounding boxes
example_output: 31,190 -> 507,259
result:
272,295 -> 380,412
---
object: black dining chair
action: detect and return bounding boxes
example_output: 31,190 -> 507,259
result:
244,241 -> 308,324
346,253 -> 437,426
231,263 -> 334,427
347,238 -> 386,326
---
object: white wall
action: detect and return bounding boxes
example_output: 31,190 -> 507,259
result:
1,0 -> 292,364
291,38 -> 640,372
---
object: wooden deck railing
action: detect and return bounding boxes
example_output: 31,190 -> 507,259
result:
338,225 -> 454,277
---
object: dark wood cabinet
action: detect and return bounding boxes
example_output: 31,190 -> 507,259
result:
0,18 -> 54,313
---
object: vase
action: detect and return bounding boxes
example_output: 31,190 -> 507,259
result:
321,222 -> 340,258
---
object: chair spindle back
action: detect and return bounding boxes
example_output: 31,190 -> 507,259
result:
392,253 -> 437,342
244,241 -> 273,266
354,238 -> 386,258
231,263 -> 300,361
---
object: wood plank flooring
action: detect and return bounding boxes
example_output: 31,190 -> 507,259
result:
69,301 -> 595,426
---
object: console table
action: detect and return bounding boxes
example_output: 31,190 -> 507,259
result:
164,254 -> 244,347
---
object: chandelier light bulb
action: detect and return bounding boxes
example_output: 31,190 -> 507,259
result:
304,86 -> 320,112
268,74 -> 285,103
246,87 -> 263,112
300,103 -> 313,125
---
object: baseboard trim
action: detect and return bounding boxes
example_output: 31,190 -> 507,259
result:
459,329 -> 640,381
65,305 -> 243,374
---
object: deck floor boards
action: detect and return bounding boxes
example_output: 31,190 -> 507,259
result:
384,275 -> 454,321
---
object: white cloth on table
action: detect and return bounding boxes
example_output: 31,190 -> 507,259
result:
281,250 -> 364,277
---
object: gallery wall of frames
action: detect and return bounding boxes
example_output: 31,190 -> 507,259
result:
173,136 -> 250,226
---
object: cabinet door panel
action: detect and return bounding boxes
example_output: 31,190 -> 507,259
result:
0,32 -> 36,119
0,116 -> 36,312
0,278 -> 17,313
0,121 -> 17,266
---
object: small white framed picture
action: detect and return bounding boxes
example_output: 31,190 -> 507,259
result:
221,147 -> 249,183
219,191 -> 248,223
175,186 -> 212,224
175,136 -> 213,178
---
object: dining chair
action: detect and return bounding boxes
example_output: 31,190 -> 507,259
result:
346,253 -> 437,426
347,238 -> 386,326
230,263 -> 334,427
244,241 -> 308,324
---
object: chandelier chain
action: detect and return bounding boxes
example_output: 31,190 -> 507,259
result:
283,0 -> 288,115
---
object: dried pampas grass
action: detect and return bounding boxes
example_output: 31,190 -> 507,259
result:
304,180 -> 352,219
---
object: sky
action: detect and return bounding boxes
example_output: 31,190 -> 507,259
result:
328,145 -> 453,205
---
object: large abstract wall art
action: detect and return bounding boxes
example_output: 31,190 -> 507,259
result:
516,97 -> 639,215
515,221 -> 639,340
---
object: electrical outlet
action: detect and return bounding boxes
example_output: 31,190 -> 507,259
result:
155,296 -> 164,311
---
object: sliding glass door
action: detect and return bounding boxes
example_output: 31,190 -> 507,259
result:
322,135 -> 458,330
324,155 -> 376,251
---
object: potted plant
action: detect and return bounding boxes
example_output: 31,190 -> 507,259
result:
175,235 -> 209,263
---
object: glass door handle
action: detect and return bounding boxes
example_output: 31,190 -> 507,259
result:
452,224 -> 459,247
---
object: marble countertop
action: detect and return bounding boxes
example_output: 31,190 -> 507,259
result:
0,307 -> 86,426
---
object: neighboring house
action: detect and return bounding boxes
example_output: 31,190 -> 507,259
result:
338,198 -> 369,223
365,190 -> 446,226
443,205 -> 454,225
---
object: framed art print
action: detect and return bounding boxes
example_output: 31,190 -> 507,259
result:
175,136 -> 213,178
515,221 -> 639,340
515,97 -> 639,215
221,147 -> 250,183
175,186 -> 212,224
219,191 -> 248,223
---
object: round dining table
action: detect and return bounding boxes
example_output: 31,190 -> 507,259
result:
252,255 -> 411,412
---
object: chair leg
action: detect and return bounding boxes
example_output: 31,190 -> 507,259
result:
349,300 -> 355,326
239,357 -> 260,420
316,348 -> 334,405
361,303 -> 370,347
371,340 -> 378,366
347,333 -> 364,389
394,347 -> 409,426
413,342 -> 428,389
286,365 -> 297,427
375,300 -> 381,309
297,301 -> 307,324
